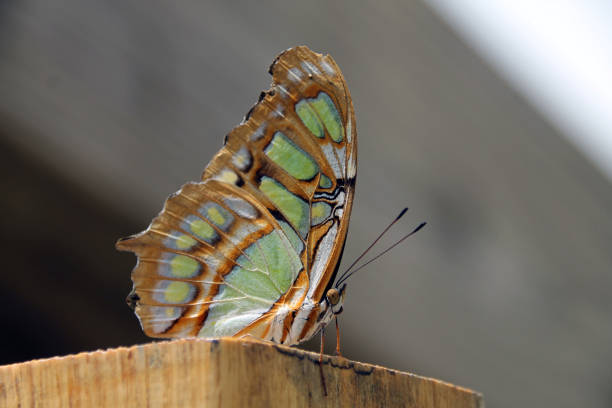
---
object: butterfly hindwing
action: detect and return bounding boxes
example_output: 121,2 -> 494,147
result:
117,46 -> 357,344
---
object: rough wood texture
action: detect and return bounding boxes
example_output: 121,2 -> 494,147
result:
0,338 -> 483,407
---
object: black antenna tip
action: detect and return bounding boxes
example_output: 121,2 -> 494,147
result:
396,207 -> 409,221
412,222 -> 427,233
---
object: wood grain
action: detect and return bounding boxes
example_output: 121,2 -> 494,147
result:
0,338 -> 482,407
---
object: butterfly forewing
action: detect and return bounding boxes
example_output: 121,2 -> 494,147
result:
117,46 -> 357,344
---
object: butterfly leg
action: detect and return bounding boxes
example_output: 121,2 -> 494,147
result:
334,316 -> 342,357
319,327 -> 328,396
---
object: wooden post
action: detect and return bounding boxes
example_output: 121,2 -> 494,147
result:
0,338 -> 483,407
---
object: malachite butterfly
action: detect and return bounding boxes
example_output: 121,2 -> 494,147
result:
117,46 -> 357,346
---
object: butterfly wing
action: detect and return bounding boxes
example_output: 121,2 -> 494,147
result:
117,46 -> 357,343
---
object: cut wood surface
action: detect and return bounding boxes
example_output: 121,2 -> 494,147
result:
0,338 -> 483,407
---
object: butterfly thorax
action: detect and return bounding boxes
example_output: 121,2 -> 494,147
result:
270,283 -> 347,346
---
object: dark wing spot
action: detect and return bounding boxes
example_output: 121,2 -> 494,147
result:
126,291 -> 140,310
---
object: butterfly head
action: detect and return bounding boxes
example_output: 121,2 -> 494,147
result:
326,283 -> 347,315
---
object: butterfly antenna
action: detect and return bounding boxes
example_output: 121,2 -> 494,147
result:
336,222 -> 426,287
335,207 -> 409,285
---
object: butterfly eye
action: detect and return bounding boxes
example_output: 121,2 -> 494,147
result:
326,288 -> 340,305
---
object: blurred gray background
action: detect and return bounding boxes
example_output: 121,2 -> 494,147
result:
1,1 -> 611,407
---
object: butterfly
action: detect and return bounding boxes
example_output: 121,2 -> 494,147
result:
116,46 -> 357,348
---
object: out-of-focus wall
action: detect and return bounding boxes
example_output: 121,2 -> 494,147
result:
1,2 -> 611,407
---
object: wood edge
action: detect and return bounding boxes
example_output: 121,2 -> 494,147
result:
0,337 -> 482,403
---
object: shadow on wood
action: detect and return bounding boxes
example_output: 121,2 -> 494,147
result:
0,338 -> 483,407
